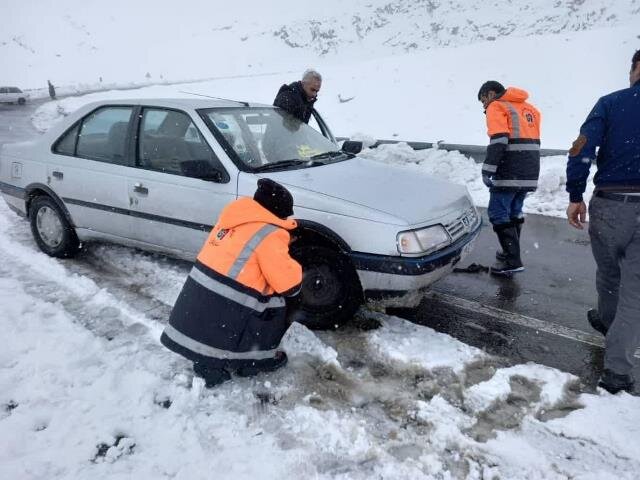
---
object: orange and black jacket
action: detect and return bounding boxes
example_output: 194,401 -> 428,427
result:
483,87 -> 541,192
161,197 -> 302,365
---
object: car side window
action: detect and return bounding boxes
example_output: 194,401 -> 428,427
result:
76,107 -> 133,165
137,108 -> 228,182
53,124 -> 80,155
0,88 -> 6,94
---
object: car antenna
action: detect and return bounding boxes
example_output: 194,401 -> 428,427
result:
178,91 -> 249,107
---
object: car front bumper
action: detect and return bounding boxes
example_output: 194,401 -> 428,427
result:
350,221 -> 481,299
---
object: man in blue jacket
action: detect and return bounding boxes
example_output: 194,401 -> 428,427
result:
566,49 -> 640,394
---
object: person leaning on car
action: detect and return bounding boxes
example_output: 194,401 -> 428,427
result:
160,179 -> 303,388
565,49 -> 640,395
477,81 -> 541,276
273,69 -> 322,123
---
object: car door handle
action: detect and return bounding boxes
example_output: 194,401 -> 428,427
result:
133,182 -> 148,195
52,171 -> 63,180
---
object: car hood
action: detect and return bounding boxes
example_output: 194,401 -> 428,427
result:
263,157 -> 472,226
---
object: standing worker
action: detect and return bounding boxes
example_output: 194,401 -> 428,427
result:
47,80 -> 56,100
161,179 -> 303,388
477,81 -> 541,275
566,49 -> 640,394
273,69 -> 322,124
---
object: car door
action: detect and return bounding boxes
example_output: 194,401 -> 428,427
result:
48,105 -> 135,239
127,107 -> 237,256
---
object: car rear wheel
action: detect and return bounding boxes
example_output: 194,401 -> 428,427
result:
29,196 -> 80,258
288,245 -> 362,330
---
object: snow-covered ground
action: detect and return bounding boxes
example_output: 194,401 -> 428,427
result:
2,196 -> 640,479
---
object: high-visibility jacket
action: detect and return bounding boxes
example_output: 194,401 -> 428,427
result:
482,87 -> 541,192
160,197 -> 303,365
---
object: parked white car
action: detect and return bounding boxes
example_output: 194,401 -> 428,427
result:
0,98 -> 480,329
0,87 -> 29,105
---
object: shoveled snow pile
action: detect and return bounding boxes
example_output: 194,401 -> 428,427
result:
1,198 -> 640,479
359,142 -> 596,218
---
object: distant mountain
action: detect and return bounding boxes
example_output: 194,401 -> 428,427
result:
267,0 -> 640,55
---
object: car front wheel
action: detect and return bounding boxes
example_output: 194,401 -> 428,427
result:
18,97 -> 26,105
288,245 -> 363,330
29,196 -> 80,257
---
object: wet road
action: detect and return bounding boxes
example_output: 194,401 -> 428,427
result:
0,99 -> 45,146
390,210 -> 639,393
1,99 -> 637,393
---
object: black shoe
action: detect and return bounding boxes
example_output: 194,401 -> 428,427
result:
598,369 -> 635,394
490,261 -> 525,275
193,362 -> 231,388
235,351 -> 288,378
587,309 -> 608,336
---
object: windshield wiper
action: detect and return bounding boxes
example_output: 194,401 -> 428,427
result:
252,159 -> 320,172
309,150 -> 351,161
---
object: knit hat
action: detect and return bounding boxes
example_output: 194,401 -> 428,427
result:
253,178 -> 294,219
477,81 -> 505,100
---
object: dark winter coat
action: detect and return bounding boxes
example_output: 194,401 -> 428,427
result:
566,80 -> 640,202
482,87 -> 541,192
273,81 -> 316,123
160,198 -> 302,368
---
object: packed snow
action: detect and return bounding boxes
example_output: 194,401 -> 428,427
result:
2,193 -> 640,479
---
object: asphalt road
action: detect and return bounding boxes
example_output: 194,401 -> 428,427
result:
1,99 -> 636,393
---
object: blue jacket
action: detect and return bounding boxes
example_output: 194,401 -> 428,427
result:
566,80 -> 640,202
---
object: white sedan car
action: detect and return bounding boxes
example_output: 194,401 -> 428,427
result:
0,98 -> 480,329
0,87 -> 29,105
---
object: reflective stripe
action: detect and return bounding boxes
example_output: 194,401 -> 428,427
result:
482,164 -> 498,173
227,224 -> 278,279
163,324 -> 278,360
491,179 -> 538,188
189,267 -> 285,312
506,144 -> 540,151
490,137 -> 508,145
500,101 -> 520,138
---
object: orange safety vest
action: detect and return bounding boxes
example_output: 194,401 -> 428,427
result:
161,197 -> 302,364
483,87 -> 541,191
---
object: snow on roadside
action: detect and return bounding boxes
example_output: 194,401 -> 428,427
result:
359,142 -> 596,218
366,314 -> 484,373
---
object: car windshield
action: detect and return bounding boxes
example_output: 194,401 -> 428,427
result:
199,107 -> 347,171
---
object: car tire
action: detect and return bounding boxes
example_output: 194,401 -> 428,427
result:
288,245 -> 363,330
29,195 -> 80,258
18,97 -> 26,105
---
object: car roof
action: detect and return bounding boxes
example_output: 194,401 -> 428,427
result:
83,98 -> 273,110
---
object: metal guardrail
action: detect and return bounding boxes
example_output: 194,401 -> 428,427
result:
338,137 -> 568,163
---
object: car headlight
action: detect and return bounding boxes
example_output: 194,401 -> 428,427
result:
397,225 -> 451,255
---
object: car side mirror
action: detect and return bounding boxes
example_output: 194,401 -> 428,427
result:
342,140 -> 363,155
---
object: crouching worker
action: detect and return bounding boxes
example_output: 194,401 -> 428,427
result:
160,179 -> 302,388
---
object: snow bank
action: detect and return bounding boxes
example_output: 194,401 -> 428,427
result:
359,142 -> 596,217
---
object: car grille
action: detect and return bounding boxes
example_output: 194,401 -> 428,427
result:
445,207 -> 478,242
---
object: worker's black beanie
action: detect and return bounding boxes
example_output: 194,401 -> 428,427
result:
478,81 -> 506,100
254,178 -> 294,219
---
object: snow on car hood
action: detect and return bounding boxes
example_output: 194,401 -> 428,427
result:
263,156 -> 472,226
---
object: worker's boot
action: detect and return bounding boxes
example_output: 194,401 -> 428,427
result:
491,222 -> 524,276
598,369 -> 635,394
193,362 -> 231,388
496,217 -> 523,261
235,351 -> 288,378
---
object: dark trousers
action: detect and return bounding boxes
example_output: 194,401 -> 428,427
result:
589,195 -> 640,375
487,190 -> 527,225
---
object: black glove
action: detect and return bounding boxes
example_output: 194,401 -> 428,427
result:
482,175 -> 493,188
